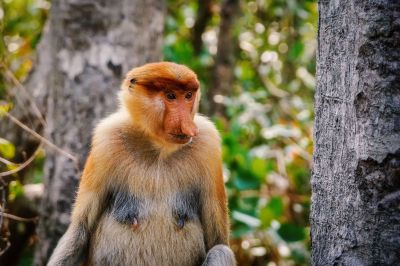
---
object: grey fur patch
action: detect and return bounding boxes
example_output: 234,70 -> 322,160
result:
108,190 -> 143,225
173,187 -> 202,228
202,245 -> 236,266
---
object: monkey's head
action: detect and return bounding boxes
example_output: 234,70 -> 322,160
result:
120,62 -> 200,145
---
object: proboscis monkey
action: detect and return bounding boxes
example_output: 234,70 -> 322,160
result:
48,62 -> 236,266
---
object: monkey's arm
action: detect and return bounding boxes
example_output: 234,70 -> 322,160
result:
48,154 -> 105,266
201,162 -> 236,266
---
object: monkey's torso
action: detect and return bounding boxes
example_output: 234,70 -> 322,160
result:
86,112 -> 220,266
89,188 -> 206,265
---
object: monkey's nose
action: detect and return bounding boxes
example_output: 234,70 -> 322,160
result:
181,123 -> 198,137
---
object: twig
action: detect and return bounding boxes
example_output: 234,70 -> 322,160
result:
2,111 -> 78,164
0,237 -> 10,256
253,62 -> 289,98
0,180 -> 6,239
0,63 -> 47,126
0,212 -> 38,223
0,156 -> 16,166
0,142 -> 43,177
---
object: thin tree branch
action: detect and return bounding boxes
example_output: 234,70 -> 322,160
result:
0,142 -> 43,177
0,238 -> 10,256
0,156 -> 16,166
1,112 -> 78,164
256,67 -> 289,98
0,63 -> 47,126
0,212 -> 38,223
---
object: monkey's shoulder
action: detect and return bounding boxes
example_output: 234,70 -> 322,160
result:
189,114 -> 222,162
91,110 -> 151,158
92,110 -> 131,146
192,114 -> 221,149
88,110 -> 142,176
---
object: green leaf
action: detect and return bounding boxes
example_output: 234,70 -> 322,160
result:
232,222 -> 253,238
237,197 -> 258,216
0,102 -> 12,116
278,223 -> 307,242
289,40 -> 304,60
259,197 -> 283,227
234,153 -> 247,168
251,158 -> 267,179
0,137 -> 16,159
9,180 -> 24,201
268,197 -> 284,217
232,174 -> 260,190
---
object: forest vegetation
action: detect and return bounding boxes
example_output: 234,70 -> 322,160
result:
0,0 -> 317,265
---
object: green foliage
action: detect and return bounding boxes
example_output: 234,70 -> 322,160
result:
0,2 -> 48,264
166,0 -> 316,264
0,0 -> 47,186
9,180 -> 24,201
0,0 -> 49,97
260,197 -> 283,227
24,153 -> 45,184
278,223 -> 307,242
17,249 -> 34,266
0,137 -> 15,159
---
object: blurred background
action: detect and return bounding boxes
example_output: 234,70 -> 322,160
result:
0,0 -> 316,265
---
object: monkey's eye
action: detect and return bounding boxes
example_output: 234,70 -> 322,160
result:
130,78 -> 136,85
185,91 -> 193,100
166,92 -> 176,100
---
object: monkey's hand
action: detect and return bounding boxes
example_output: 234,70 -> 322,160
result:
202,245 -> 236,266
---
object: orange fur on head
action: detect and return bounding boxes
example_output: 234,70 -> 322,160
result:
122,62 -> 200,92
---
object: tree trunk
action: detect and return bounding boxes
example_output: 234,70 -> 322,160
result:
207,0 -> 239,117
33,1 -> 165,264
311,1 -> 400,265
191,0 -> 213,54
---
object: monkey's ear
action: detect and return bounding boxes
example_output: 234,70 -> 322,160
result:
128,78 -> 136,92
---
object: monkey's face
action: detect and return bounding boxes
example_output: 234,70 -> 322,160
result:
160,88 -> 199,144
121,62 -> 200,145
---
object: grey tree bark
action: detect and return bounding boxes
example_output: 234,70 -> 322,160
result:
311,1 -> 400,265
32,1 -> 165,264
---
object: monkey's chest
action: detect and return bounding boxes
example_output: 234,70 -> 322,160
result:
108,188 -> 201,230
90,189 -> 206,266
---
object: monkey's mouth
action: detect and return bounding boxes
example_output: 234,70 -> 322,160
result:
169,133 -> 192,144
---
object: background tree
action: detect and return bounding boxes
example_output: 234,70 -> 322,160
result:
191,0 -> 214,55
0,0 -> 165,264
33,1 -> 165,264
208,0 -> 239,116
311,0 -> 400,265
